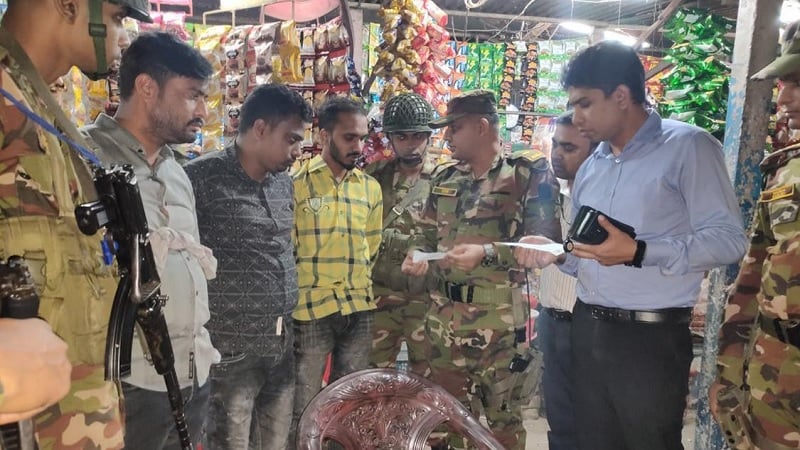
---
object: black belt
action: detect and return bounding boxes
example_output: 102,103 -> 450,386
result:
442,281 -> 474,303
576,299 -> 692,325
759,315 -> 800,349
542,307 -> 572,321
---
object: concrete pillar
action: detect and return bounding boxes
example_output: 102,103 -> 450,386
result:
694,0 -> 781,448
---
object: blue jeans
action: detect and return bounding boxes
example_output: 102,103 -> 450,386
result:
538,310 -> 578,450
122,380 -> 210,450
289,311 -> 374,448
206,349 -> 295,450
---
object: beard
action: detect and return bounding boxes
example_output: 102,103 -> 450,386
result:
151,110 -> 202,145
330,140 -> 358,170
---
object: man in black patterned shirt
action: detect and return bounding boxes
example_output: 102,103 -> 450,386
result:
184,84 -> 312,450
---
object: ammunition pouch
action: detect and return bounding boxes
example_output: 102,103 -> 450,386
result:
373,229 -> 430,295
494,346 -> 544,410
716,384 -> 757,450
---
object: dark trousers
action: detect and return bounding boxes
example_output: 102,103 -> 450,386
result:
571,301 -> 692,450
205,350 -> 295,450
289,311 -> 374,449
538,310 -> 577,450
122,380 -> 210,450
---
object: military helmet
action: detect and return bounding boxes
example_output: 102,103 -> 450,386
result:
109,0 -> 154,23
383,93 -> 434,134
83,0 -> 153,81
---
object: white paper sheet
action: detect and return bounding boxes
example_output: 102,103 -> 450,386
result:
412,250 -> 448,263
495,242 -> 565,256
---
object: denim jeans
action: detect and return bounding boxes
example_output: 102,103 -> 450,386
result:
289,311 -> 374,449
205,348 -> 295,450
538,311 -> 577,450
122,380 -> 210,450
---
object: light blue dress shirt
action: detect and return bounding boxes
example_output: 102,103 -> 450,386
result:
559,112 -> 747,309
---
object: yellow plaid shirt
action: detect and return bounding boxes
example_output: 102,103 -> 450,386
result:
292,155 -> 383,321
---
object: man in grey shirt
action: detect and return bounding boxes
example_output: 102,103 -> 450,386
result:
82,32 -> 219,450
184,84 -> 312,450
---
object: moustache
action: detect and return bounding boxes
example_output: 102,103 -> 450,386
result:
398,154 -> 423,166
188,119 -> 205,128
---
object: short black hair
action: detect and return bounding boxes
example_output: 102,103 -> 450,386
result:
317,97 -> 367,132
555,111 -> 575,126
562,41 -> 646,105
119,32 -> 212,100
239,84 -> 313,133
553,111 -> 600,150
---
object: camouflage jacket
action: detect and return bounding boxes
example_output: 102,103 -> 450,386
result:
366,157 -> 435,298
415,150 -> 561,287
717,142 -> 800,386
0,29 -> 117,365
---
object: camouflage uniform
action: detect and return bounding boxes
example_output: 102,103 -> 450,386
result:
716,142 -> 800,450
416,140 -> 561,450
714,24 -> 800,450
0,30 -> 123,449
366,158 -> 435,376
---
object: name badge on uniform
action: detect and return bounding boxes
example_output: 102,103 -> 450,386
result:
432,186 -> 457,197
759,184 -> 795,202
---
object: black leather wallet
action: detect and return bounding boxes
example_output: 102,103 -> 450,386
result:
564,205 -> 636,252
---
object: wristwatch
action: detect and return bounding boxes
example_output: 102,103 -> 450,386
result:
482,243 -> 497,265
625,240 -> 647,268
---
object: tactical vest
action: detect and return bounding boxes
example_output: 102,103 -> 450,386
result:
0,33 -> 118,366
369,159 -> 434,296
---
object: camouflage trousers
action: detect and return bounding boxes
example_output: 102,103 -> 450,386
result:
369,294 -> 431,377
717,329 -> 800,449
426,300 -> 525,450
34,364 -> 124,450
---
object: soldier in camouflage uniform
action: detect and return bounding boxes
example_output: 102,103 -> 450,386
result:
402,90 -> 561,450
0,1 -> 152,448
366,93 -> 436,376
711,21 -> 800,450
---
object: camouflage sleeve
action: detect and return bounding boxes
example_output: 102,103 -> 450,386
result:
716,207 -> 769,387
496,160 -> 561,267
410,170 -> 444,254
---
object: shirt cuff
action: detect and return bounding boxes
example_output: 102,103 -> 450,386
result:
641,239 -> 671,268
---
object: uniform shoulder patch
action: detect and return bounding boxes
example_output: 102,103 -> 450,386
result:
432,159 -> 459,177
759,184 -> 795,202
508,150 -> 548,171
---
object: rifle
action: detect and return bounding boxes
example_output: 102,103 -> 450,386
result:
74,165 -> 193,450
0,256 -> 39,450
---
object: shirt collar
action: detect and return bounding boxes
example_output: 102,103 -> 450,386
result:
307,154 -> 363,181
594,110 -> 663,159
225,140 -> 272,184
94,113 -> 174,163
451,151 -> 503,178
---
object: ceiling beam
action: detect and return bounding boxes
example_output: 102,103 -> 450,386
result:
347,2 -> 650,31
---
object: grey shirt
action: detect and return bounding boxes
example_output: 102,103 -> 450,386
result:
82,113 -> 220,390
183,143 -> 297,357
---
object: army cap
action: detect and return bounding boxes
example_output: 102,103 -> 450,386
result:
753,21 -> 800,80
429,89 -> 498,128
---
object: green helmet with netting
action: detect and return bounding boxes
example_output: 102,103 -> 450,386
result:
84,0 -> 153,81
382,93 -> 434,134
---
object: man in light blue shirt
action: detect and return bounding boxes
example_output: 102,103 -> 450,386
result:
516,41 -> 747,450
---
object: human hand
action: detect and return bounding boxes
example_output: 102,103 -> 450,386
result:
0,318 -> 71,422
445,244 -> 486,272
514,236 -> 560,269
401,251 -> 429,277
570,215 -> 637,266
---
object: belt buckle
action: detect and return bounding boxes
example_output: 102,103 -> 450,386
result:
590,306 -> 608,321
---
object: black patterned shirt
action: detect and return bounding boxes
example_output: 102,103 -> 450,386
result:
184,143 -> 297,357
